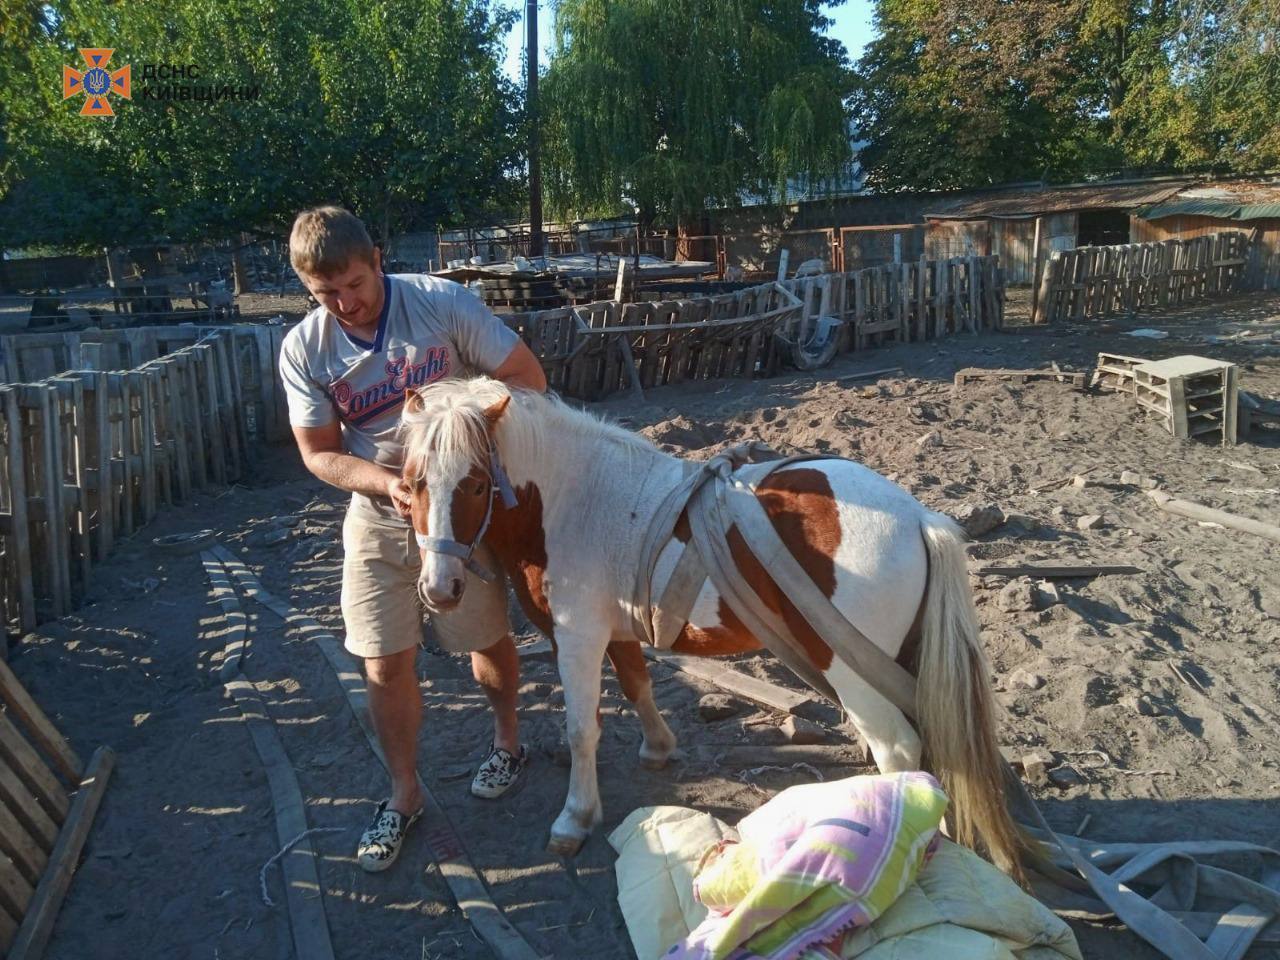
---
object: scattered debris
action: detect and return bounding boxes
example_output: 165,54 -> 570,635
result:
1021,749 -> 1055,787
1122,693 -> 1162,717
779,716 -> 827,745
1071,475 -> 1095,489
916,430 -> 943,448
1076,514 -> 1106,531
1030,466 -> 1098,493
997,579 -> 1038,613
948,502 -> 1006,537
1009,669 -> 1046,691
1048,765 -> 1086,788
1125,328 -> 1169,340
1034,581 -> 1062,608
697,694 -> 741,723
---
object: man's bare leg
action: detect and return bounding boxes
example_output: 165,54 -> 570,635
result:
365,646 -> 425,814
471,634 -> 521,754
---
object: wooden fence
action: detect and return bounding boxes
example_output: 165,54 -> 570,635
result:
1034,232 -> 1251,324
781,255 -> 1004,355
507,256 -> 1004,400
505,282 -> 800,400
0,324 -> 288,635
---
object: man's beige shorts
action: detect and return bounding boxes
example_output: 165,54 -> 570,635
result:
340,508 -> 510,659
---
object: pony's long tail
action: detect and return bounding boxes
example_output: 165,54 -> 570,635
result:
917,513 -> 1024,878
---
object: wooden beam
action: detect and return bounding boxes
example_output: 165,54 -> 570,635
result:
1148,490 -> 1280,543
207,546 -> 543,960
201,553 -> 335,960
641,646 -> 820,717
974,563 -> 1143,579
6,745 -> 115,960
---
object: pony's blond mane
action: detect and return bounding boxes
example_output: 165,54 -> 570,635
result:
399,377 -> 655,483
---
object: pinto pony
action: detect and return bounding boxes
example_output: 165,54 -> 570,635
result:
400,378 -> 1020,872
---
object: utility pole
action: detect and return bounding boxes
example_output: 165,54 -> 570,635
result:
526,0 -> 544,259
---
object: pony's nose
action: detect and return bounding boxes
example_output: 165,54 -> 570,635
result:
422,577 -> 464,608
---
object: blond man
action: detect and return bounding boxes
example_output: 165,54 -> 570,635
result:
278,207 -> 546,872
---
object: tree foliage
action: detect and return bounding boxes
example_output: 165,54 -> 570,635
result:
542,0 -> 855,224
0,0 -> 522,249
852,0 -> 1280,191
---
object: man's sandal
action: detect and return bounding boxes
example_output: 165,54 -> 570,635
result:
357,800 -> 423,872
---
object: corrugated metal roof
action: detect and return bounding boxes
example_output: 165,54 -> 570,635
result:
1138,199 -> 1280,221
923,181 -> 1190,219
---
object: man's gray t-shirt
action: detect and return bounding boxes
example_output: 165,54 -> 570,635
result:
278,273 -> 519,523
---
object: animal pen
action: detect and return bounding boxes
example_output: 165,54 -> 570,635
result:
0,324 -> 289,637
504,255 -> 1005,400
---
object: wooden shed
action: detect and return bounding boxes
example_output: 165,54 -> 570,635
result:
922,180 -> 1190,284
1132,182 -> 1280,292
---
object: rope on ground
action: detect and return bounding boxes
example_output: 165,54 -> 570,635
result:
259,827 -> 347,907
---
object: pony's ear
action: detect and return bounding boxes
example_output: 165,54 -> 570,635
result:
404,388 -> 424,414
482,395 -> 510,429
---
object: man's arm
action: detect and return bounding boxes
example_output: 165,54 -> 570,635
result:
292,420 -> 412,514
491,340 -> 547,392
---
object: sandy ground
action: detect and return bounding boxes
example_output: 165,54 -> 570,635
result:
7,289 -> 1280,959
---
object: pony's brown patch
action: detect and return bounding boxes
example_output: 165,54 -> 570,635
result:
449,464 -> 491,544
485,481 -> 555,639
670,468 -> 838,671
605,641 -> 653,703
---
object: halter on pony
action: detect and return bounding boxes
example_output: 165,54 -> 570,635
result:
413,437 -> 518,583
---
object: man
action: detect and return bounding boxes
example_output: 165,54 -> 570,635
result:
278,206 -> 547,872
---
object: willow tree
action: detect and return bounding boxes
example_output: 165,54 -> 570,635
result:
542,0 -> 853,226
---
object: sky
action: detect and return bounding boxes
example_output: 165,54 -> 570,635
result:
501,0 -> 876,82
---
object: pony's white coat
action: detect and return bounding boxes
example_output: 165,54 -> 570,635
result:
401,378 -> 1012,866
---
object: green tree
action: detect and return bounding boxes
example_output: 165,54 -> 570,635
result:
542,0 -> 854,226
852,0 -> 1280,191
0,0 -> 521,249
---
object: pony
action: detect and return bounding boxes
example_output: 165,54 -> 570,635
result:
400,377 -> 1020,872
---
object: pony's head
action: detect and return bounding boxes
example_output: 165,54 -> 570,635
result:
400,377 -> 516,610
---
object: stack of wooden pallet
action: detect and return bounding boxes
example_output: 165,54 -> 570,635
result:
1133,355 -> 1239,446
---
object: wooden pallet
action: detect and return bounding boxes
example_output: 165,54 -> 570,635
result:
1133,355 -> 1238,445
953,367 -> 1087,388
1092,352 -> 1147,394
0,658 -> 113,959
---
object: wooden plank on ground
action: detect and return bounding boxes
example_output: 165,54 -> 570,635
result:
954,368 -> 1087,388
974,563 -> 1143,578
641,646 -> 819,716
207,546 -> 544,960
0,659 -> 82,784
6,746 -> 114,960
201,552 -> 335,960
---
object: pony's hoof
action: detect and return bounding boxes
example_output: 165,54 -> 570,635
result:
546,832 -> 586,857
638,752 -> 670,770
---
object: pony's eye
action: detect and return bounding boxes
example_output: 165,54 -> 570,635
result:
466,478 -> 487,496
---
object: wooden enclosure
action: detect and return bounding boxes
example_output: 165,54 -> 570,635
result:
0,324 -> 289,636
507,256 -> 1004,401
1034,232 -> 1251,324
505,283 -> 800,400
781,256 -> 1004,352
